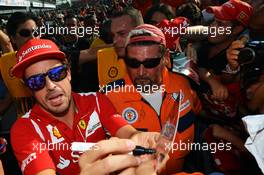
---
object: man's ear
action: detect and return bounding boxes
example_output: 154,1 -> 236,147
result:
10,35 -> 15,45
163,49 -> 171,68
10,36 -> 17,50
232,25 -> 244,36
67,66 -> 71,82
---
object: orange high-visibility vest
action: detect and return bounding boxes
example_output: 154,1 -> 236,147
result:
106,68 -> 201,173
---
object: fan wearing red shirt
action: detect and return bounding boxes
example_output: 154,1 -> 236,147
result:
10,38 -> 158,175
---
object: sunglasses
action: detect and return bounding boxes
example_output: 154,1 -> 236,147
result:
0,137 -> 7,155
24,64 -> 68,91
18,28 -> 39,37
124,57 -> 162,69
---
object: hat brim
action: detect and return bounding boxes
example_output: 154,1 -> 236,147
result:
12,50 -> 66,79
206,6 -> 232,21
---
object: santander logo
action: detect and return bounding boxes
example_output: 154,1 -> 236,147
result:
18,44 -> 52,62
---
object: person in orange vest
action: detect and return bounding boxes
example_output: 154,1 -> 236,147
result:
97,6 -> 144,87
106,24 -> 201,174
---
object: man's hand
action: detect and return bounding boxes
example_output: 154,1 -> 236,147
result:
0,160 -> 4,175
79,43 -> 113,64
130,132 -> 169,173
199,68 -> 228,101
186,43 -> 197,64
226,37 -> 247,70
135,160 -> 157,175
130,132 -> 160,148
79,138 -> 141,175
208,78 -> 228,101
116,126 -> 159,150
114,159 -> 161,175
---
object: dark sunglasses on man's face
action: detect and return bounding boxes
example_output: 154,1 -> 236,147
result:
24,64 -> 68,91
18,28 -> 39,37
124,57 -> 162,69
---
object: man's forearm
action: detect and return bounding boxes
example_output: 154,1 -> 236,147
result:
78,44 -> 113,65
115,125 -> 139,139
199,68 -> 215,84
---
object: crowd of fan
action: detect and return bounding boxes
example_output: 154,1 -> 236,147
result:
0,0 -> 264,174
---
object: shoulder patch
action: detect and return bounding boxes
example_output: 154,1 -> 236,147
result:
122,107 -> 138,124
171,92 -> 184,102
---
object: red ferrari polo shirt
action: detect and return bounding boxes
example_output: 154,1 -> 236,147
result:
11,92 -> 128,175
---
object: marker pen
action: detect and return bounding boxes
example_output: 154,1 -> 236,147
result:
71,142 -> 156,156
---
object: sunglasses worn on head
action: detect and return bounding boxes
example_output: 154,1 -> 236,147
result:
18,28 -> 39,37
124,57 -> 162,69
24,64 -> 68,91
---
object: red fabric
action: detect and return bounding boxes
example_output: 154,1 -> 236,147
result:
157,17 -> 189,49
11,92 -> 128,175
206,0 -> 253,26
161,0 -> 185,8
132,0 -> 153,16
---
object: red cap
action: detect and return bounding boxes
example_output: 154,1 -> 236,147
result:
157,17 -> 189,49
126,24 -> 166,47
206,0 -> 253,26
12,38 -> 66,78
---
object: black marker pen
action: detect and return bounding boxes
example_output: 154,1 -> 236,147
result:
132,145 -> 156,156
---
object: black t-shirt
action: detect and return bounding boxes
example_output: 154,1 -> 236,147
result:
64,37 -> 90,50
64,37 -> 99,92
197,41 -> 228,75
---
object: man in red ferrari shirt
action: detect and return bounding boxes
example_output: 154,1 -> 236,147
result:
10,38 -> 159,175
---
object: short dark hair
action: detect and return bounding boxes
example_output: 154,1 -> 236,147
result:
144,3 -> 174,24
6,12 -> 37,37
111,6 -> 144,27
176,2 -> 202,25
99,20 -> 113,44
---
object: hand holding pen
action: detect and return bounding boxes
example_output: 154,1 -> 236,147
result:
78,138 -> 158,175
